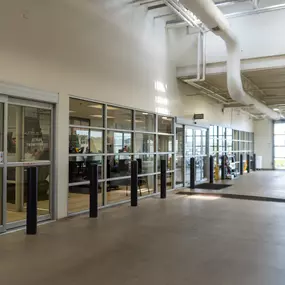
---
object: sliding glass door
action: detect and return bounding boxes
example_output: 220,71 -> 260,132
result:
274,122 -> 285,169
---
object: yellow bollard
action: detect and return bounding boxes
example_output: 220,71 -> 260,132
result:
214,164 -> 220,181
244,160 -> 247,172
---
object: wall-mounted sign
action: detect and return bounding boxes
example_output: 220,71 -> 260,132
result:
193,113 -> 204,120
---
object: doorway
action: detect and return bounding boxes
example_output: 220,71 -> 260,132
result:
274,122 -> 285,169
0,95 -> 54,231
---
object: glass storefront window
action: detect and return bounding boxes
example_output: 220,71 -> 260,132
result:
69,98 -> 104,128
157,154 -> 173,171
107,155 -> 131,179
7,105 -> 51,162
134,155 -> 155,174
135,111 -> 155,132
158,116 -> 173,134
107,106 -> 132,130
158,135 -> 173,152
107,178 -> 131,204
69,156 -> 103,183
158,173 -> 173,190
135,133 -> 155,153
107,131 -> 132,153
6,166 -> 50,223
69,128 -> 103,154
138,175 -> 155,196
68,182 -> 103,213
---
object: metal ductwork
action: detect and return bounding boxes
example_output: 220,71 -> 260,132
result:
180,0 -> 281,120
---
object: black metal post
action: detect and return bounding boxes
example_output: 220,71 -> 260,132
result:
253,153 -> 256,171
240,154 -> 243,175
27,167 -> 38,235
160,160 -> 167,199
190,157 -> 195,189
209,155 -> 214,184
221,155 -> 225,180
89,163 -> 98,218
131,160 -> 138,206
247,154 -> 250,173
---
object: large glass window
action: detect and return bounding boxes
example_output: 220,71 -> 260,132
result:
7,105 -> 51,162
135,133 -> 155,153
107,131 -> 132,153
69,128 -> 103,154
134,155 -> 155,174
135,111 -> 155,132
158,116 -> 173,134
69,98 -> 104,128
158,135 -> 173,152
107,106 -> 132,130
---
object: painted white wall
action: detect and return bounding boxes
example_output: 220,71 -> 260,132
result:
206,8 -> 285,64
254,119 -> 273,169
0,0 -> 253,218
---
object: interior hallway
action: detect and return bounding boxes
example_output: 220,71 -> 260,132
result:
1,188 -> 285,285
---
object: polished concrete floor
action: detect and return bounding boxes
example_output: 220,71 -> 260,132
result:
1,189 -> 285,285
189,170 -> 285,199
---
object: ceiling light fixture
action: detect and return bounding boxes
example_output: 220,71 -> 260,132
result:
273,108 -> 280,111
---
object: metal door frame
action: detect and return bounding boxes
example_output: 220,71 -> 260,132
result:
0,94 -> 55,232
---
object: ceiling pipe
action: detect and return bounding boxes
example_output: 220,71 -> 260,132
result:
179,0 -> 281,120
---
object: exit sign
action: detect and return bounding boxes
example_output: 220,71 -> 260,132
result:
193,114 -> 204,120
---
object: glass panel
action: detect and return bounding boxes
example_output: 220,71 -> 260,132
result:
68,183 -> 103,213
274,158 -> 285,169
7,105 -> 51,162
195,156 -> 207,183
69,127 -> 103,154
158,173 -> 173,190
0,103 -> 3,153
274,135 -> 285,146
135,111 -> 155,132
69,156 -> 103,183
107,155 -> 131,179
0,168 -> 2,225
157,154 -> 173,171
275,147 -> 285,158
107,106 -> 132,130
185,128 -> 194,159
7,166 -> 50,223
135,133 -> 155,153
69,98 -> 104,128
195,131 -> 206,156
158,135 -> 173,152
139,175 -> 155,196
107,178 -> 131,204
107,131 -> 132,153
134,155 -> 155,174
176,125 -> 184,186
158,116 -> 172,134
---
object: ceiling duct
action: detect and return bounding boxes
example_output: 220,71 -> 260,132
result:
179,0 -> 281,120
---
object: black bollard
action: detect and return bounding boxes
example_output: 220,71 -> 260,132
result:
240,154 -> 243,175
131,160 -> 138,206
209,155 -> 214,184
160,160 -> 167,199
190,157 -> 195,189
221,155 -> 225,180
27,167 -> 38,235
253,153 -> 256,171
89,163 -> 98,218
247,154 -> 250,173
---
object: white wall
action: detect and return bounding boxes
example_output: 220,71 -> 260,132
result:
206,8 -> 285,64
0,0 -> 253,218
254,119 -> 273,169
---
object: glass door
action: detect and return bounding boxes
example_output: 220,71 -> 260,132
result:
185,127 -> 194,186
274,122 -> 285,169
6,100 -> 53,227
175,125 -> 184,186
0,101 -> 5,233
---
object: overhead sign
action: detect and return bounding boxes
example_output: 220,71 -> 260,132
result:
193,113 -> 204,120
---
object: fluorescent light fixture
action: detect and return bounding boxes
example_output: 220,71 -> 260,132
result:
90,115 -> 115,119
107,106 -> 118,111
69,110 -> 76,113
273,108 -> 280,111
88,104 -> 102,109
142,112 -> 149,115
216,1 -> 236,7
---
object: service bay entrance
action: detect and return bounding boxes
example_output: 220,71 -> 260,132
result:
0,95 -> 54,233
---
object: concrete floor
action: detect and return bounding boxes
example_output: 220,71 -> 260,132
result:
190,170 -> 285,199
1,189 -> 285,285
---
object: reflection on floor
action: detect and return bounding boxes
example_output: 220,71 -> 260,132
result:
7,200 -> 50,223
